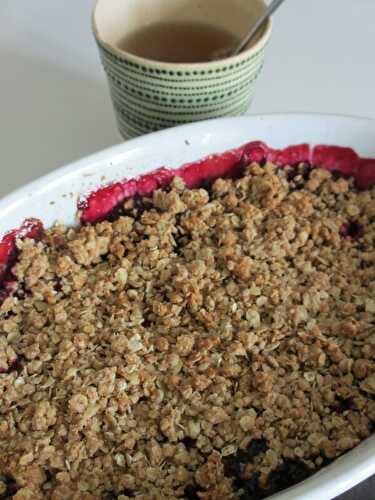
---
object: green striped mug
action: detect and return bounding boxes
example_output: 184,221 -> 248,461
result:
93,0 -> 272,139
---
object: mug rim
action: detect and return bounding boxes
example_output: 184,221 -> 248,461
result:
92,0 -> 272,69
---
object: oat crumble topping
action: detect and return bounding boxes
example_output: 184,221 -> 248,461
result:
1,163 -> 375,499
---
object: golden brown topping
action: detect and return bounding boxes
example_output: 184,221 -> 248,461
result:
0,163 -> 374,498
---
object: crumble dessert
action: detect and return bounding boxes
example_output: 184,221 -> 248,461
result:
0,159 -> 375,499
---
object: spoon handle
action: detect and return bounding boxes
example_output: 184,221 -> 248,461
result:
233,0 -> 286,55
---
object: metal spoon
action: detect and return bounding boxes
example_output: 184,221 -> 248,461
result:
233,0 -> 286,55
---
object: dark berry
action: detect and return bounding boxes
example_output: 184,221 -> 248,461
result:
120,489 -> 135,498
223,454 -> 243,478
223,439 -> 267,479
331,170 -> 342,181
266,458 -> 311,493
334,396 -> 355,412
54,279 -> 63,292
13,356 -> 25,373
142,317 -> 152,327
300,164 -> 313,180
181,436 -> 195,449
103,493 -> 117,500
236,459 -> 311,499
286,166 -> 299,182
45,470 -> 53,482
245,439 -> 267,460
184,484 -> 203,499
106,204 -> 127,222
103,489 -> 134,499
285,164 -> 312,191
237,473 -> 261,498
0,356 -> 24,375
0,476 -> 18,499
340,221 -> 363,239
200,179 -> 213,197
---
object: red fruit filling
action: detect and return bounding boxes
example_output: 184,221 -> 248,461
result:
1,141 -> 374,302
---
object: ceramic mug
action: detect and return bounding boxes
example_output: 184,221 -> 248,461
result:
93,0 -> 272,139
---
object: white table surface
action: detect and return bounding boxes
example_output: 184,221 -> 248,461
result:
1,0 -> 375,199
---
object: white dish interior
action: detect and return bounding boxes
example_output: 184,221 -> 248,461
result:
1,113 -> 375,500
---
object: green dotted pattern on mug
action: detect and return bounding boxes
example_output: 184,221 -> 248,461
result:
97,42 -> 268,139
